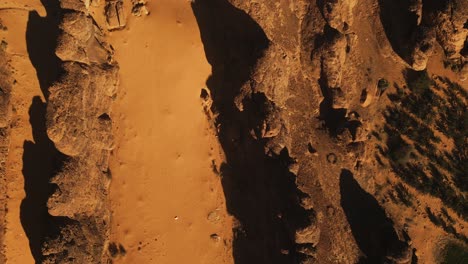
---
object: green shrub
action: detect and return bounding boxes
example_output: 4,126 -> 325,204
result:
439,242 -> 468,264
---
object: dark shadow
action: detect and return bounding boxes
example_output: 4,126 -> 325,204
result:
26,0 -> 62,100
20,100 -> 66,262
317,66 -> 361,139
377,0 -> 418,62
340,169 -> 409,263
192,1 -> 312,263
317,68 -> 347,136
22,0 -> 63,262
318,98 -> 347,136
411,249 -> 418,264
192,0 -> 269,111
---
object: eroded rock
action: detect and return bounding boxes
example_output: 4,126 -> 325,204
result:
42,1 -> 119,262
105,0 -> 126,30
47,62 -> 118,156
132,0 -> 149,17
0,45 -> 12,264
0,50 -> 12,128
320,0 -> 357,32
321,31 -> 347,90
459,62 -> 468,81
48,158 -> 110,218
295,225 -> 321,245
60,0 -> 91,11
431,0 -> 468,60
42,219 -> 107,264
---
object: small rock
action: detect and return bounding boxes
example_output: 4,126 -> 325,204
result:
207,210 -> 220,223
132,1 -> 150,17
210,233 -> 221,242
459,63 -> 468,81
288,163 -> 300,175
297,243 -> 315,256
118,244 -> 126,256
326,153 -> 337,164
348,111 -> 360,120
352,126 -> 367,142
307,143 -> 317,155
300,196 -> 314,210
106,0 -> 126,30
0,40 -> 7,52
295,225 -> 320,245
108,242 -> 118,257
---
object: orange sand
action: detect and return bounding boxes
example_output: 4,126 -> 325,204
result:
107,1 -> 233,263
0,1 -> 46,263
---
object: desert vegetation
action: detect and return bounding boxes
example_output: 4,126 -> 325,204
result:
439,241 -> 468,264
378,70 -> 467,220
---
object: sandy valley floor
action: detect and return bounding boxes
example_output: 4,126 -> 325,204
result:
107,1 -> 233,263
1,1 -> 233,263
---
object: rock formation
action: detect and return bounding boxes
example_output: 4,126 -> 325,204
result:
194,0 -> 419,262
410,0 -> 467,71
40,1 -> 119,263
0,40 -> 12,264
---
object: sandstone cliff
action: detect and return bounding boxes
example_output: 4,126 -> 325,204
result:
40,1 -> 118,263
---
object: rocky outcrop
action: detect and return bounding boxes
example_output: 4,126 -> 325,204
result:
105,0 -> 126,30
412,0 -> 467,70
409,0 -> 423,25
195,0 -> 342,263
409,26 -> 436,70
41,1 -> 118,263
319,0 -> 357,33
429,0 -> 467,60
319,28 -> 348,108
376,0 -> 467,71
0,44 -> 12,264
0,47 -> 11,128
380,0 -> 468,71
47,62 -> 117,156
194,0 -> 418,263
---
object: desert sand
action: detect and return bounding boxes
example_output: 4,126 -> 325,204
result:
0,1 -> 233,263
0,2 -> 49,263
107,1 -> 233,263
